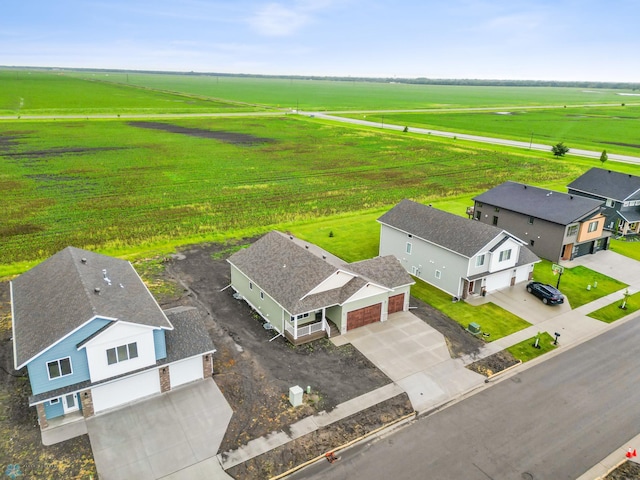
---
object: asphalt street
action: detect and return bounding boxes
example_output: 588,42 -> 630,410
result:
291,314 -> 640,480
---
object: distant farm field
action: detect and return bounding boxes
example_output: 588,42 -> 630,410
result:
342,106 -> 640,156
0,70 -> 262,115
0,115 -> 615,272
58,71 -> 640,111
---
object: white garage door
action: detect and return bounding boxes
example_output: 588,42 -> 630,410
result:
484,270 -> 512,292
515,266 -> 530,284
170,357 -> 203,389
92,370 -> 160,413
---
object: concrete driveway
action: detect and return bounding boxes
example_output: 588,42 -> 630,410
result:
333,311 -> 485,413
86,378 -> 232,480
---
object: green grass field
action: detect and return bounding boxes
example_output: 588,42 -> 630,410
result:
0,70 -> 262,115
507,332 -> 557,362
4,69 -> 640,114
342,105 -> 640,157
587,290 -> 640,323
4,111 -> 629,276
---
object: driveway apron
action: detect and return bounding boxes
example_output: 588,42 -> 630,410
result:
86,378 -> 232,480
333,311 -> 485,413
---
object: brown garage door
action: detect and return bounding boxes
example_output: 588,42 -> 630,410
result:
347,303 -> 382,331
388,294 -> 405,314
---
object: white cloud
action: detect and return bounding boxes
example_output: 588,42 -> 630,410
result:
248,1 -> 333,36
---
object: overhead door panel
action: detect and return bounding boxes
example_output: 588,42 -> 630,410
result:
92,370 -> 160,413
347,303 -> 382,331
388,294 -> 405,314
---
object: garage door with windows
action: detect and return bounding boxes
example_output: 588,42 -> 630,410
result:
346,303 -> 382,331
387,294 -> 405,314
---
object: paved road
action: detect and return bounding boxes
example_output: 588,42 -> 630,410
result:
311,112 -> 640,165
291,315 -> 640,480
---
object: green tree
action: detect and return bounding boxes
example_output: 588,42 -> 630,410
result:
552,142 -> 569,157
600,149 -> 608,165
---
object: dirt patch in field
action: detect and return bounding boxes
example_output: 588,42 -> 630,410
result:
225,394 -> 414,480
129,121 -> 275,145
1,146 -> 126,159
602,141 -> 640,149
605,460 -> 640,479
0,283 -> 96,478
466,350 -> 520,377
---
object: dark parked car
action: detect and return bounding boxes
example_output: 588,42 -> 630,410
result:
526,281 -> 564,305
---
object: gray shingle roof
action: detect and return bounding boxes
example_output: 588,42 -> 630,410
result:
228,231 -> 413,315
568,168 -> 640,202
377,199 -> 517,258
164,306 -> 215,362
474,181 -> 603,225
12,247 -> 172,368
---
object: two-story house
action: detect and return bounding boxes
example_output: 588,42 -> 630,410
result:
473,181 -> 610,262
228,231 -> 414,344
11,247 -> 216,443
567,167 -> 640,236
378,200 -> 539,299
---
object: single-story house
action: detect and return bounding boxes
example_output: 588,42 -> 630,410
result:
473,181 -> 610,262
378,199 -> 539,299
227,231 -> 414,344
567,167 -> 640,236
11,247 -> 215,442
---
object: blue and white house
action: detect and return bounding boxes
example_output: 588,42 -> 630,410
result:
11,247 -> 215,442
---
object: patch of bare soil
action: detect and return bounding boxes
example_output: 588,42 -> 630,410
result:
129,121 -> 275,145
466,350 -> 520,377
225,394 -> 414,480
409,296 -> 484,359
602,141 -> 640,149
1,146 -> 126,159
0,283 -> 96,478
605,460 -> 640,479
160,240 -> 409,455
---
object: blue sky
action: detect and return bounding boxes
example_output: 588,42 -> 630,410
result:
2,1 -> 638,81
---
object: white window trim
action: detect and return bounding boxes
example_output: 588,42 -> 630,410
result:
47,357 -> 73,380
435,270 -> 442,279
475,254 -> 485,267
50,398 -> 60,405
107,342 -> 138,365
499,249 -> 512,262
406,242 -> 412,255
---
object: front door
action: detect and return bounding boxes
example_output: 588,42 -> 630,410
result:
62,393 -> 79,414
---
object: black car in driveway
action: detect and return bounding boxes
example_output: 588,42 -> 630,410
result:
526,281 -> 565,305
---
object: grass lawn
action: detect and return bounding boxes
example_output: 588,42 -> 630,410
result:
610,238 -> 640,261
411,277 -> 531,342
532,260 -> 628,309
587,290 -> 640,323
507,332 -> 557,362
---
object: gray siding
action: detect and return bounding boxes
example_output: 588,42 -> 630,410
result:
380,224 -> 468,297
474,202 -> 565,262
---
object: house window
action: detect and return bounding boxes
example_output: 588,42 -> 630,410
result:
411,266 -> 418,275
249,282 -> 253,290
107,343 -> 138,365
499,249 -> 512,262
406,242 -> 412,254
260,291 -> 264,300
47,357 -> 72,379
588,221 -> 598,233
494,207 -> 500,212
567,225 -> 578,236
435,270 -> 442,279
530,240 -> 535,247
290,313 -> 310,321
492,216 -> 498,226
528,216 -> 534,225
50,398 -> 60,405
475,210 -> 482,220
475,254 -> 485,267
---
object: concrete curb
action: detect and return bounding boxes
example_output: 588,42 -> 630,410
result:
269,411 -> 417,480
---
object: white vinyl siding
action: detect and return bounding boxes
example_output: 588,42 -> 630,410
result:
106,343 -> 138,365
